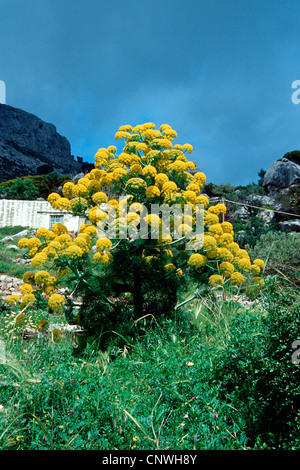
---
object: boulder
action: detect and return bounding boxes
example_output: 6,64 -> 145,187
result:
278,219 -> 300,232
263,158 -> 300,191
6,245 -> 20,251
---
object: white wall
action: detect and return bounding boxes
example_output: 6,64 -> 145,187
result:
0,199 -> 83,232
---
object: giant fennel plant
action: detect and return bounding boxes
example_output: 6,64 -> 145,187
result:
10,123 -> 265,342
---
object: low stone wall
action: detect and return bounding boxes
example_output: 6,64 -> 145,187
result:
0,274 -> 23,299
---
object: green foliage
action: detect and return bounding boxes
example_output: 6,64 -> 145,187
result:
0,228 -> 33,278
76,241 -> 183,347
0,250 -> 30,279
233,216 -> 278,249
0,173 -> 72,200
0,308 -> 248,450
0,273 -> 299,450
282,150 -> 300,165
203,182 -> 237,198
257,168 -> 266,186
247,231 -> 300,285
213,278 -> 300,449
0,226 -> 28,238
0,179 -> 39,200
203,182 -> 265,200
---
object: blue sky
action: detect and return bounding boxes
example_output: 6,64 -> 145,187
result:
1,0 -> 300,185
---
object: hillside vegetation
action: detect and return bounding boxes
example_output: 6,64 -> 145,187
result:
0,122 -> 299,451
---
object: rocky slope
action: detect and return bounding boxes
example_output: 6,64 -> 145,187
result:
0,104 -> 82,181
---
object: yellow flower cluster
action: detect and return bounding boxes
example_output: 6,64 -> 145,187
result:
96,237 -> 113,251
48,293 -> 66,311
188,253 -> 207,269
146,185 -> 161,198
125,177 -> 147,193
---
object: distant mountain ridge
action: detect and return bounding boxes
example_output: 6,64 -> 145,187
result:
0,104 -> 83,182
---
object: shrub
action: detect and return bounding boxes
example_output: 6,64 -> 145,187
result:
213,278 -> 300,449
0,173 -> 73,200
11,123 -> 265,345
246,231 -> 300,285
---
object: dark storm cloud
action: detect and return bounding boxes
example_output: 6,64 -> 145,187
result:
1,0 -> 300,185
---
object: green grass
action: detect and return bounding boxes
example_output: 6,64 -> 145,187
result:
0,276 -> 299,451
0,226 -> 32,278
0,308 -> 247,450
0,226 -> 29,239
0,226 -> 299,450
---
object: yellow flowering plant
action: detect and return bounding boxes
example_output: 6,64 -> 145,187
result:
13,123 -> 265,344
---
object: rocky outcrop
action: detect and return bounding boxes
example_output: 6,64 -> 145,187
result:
263,158 -> 300,191
0,104 -> 82,182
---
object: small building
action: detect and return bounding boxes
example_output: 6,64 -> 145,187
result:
0,199 -> 84,232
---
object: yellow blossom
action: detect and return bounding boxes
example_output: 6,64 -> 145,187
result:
218,233 -> 234,247
125,178 -> 147,193
182,143 -> 193,154
188,253 -> 207,269
96,238 -> 113,252
92,192 -> 108,205
195,195 -> 209,208
208,274 -> 224,287
31,252 -> 48,268
21,293 -> 36,306
162,181 -> 177,194
230,272 -> 245,285
18,238 -> 29,249
20,283 -> 34,295
93,252 -> 112,265
219,261 -> 235,277
236,257 -> 251,272
51,223 -> 68,235
8,294 -> 21,306
253,259 -> 265,270
22,272 -> 35,284
142,165 -> 157,178
62,181 -> 75,197
48,294 -> 66,311
36,227 -> 51,239
164,263 -> 176,272
64,245 -> 84,259
146,185 -> 161,198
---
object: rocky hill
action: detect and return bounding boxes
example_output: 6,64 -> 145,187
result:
0,104 -> 83,182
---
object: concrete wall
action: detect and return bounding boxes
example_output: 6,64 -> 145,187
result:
0,199 -> 83,231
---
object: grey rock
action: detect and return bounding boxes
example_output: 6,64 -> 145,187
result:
6,244 -> 19,250
72,172 -> 85,181
13,229 -> 30,238
0,104 -> 82,182
1,230 -> 29,243
0,236 -> 14,243
246,194 -> 280,208
263,158 -> 300,191
278,219 -> 300,232
234,207 -> 249,219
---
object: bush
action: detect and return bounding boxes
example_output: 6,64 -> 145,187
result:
1,179 -> 39,200
213,278 -> 300,449
247,231 -> 300,285
10,123 -> 265,346
0,173 -> 73,200
282,150 -> 300,165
